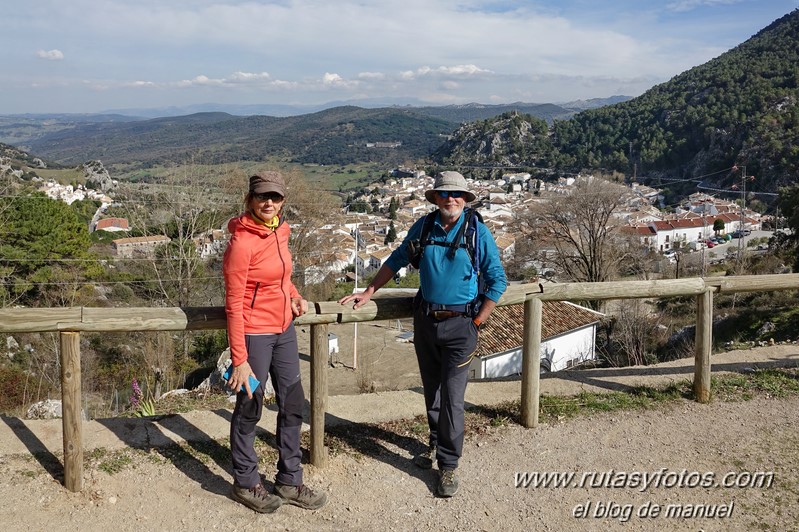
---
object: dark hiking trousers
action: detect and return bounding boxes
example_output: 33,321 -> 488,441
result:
413,305 -> 479,470
230,324 -> 304,488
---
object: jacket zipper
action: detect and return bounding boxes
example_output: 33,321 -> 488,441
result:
251,281 -> 260,308
275,222 -> 289,329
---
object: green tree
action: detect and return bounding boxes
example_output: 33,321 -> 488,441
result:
384,221 -> 397,245
0,194 -> 96,305
776,185 -> 799,269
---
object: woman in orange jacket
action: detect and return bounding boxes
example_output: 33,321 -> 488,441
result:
223,170 -> 327,514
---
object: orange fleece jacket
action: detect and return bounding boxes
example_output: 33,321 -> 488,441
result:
223,213 -> 300,366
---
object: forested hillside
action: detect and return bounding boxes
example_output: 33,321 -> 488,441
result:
8,98 -> 629,170
551,9 -> 799,192
411,102 -> 575,124
431,111 -> 558,175
436,9 -> 799,193
23,107 -> 455,168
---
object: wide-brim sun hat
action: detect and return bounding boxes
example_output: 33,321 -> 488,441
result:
424,171 -> 476,203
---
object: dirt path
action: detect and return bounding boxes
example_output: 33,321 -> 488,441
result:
1,395 -> 798,531
2,336 -> 799,531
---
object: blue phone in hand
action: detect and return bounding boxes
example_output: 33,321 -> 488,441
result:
222,365 -> 260,393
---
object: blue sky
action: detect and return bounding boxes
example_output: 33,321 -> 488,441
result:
1,0 -> 797,114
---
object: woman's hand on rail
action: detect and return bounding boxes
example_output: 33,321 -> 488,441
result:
291,297 -> 308,317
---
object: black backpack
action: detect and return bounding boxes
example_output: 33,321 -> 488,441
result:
408,208 -> 483,279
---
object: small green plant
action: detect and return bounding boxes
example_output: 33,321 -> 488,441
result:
134,398 -> 156,417
130,378 -> 157,417
490,415 -> 511,427
98,453 -> 133,474
87,447 -> 136,475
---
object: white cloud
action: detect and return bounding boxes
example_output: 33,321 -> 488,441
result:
417,65 -> 493,78
229,71 -> 271,82
666,0 -> 743,13
3,1 -> 793,113
322,72 -> 359,88
179,75 -> 225,87
358,72 -> 385,80
36,49 -> 64,61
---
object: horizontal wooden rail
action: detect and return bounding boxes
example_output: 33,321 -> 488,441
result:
4,272 -> 799,492
4,274 -> 798,333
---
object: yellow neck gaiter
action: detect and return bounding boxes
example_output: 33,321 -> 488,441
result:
250,212 -> 279,229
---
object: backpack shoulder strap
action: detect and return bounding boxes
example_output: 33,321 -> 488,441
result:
464,208 -> 481,272
421,209 -> 480,266
419,210 -> 437,245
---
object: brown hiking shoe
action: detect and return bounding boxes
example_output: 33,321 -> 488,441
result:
274,483 -> 328,510
437,468 -> 459,498
231,482 -> 283,513
413,445 -> 436,469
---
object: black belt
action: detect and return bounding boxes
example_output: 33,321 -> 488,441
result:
429,310 -> 464,320
423,302 -> 468,313
415,292 -> 479,318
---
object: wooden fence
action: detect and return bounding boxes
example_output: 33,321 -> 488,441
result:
2,273 -> 798,492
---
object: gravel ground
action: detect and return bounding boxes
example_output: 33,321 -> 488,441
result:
2,329 -> 798,532
1,394 -> 798,531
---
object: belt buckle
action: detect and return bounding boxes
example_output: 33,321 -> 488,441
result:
431,310 -> 459,320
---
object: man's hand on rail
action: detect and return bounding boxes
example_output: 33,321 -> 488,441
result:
338,286 -> 375,310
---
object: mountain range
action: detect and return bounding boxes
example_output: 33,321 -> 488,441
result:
4,9 -> 799,196
99,96 -> 629,120
0,98 -> 627,169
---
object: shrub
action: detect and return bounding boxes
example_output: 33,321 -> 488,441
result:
0,366 -> 29,413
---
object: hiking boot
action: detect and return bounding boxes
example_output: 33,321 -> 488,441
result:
413,445 -> 436,469
231,482 -> 282,513
437,468 -> 459,498
274,483 -> 328,510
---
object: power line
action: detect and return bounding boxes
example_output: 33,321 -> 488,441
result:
0,276 -> 225,287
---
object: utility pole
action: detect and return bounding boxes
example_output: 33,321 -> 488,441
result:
732,165 -> 754,264
701,200 -> 708,277
353,218 -> 359,370
344,205 -> 359,370
737,165 -> 746,262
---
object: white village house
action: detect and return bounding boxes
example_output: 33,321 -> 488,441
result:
469,301 -> 604,379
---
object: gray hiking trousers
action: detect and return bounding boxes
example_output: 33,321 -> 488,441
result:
230,324 -> 304,488
413,305 -> 479,470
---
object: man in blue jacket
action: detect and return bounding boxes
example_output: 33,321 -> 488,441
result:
339,171 -> 507,497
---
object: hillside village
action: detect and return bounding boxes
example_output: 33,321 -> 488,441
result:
35,164 -> 761,375
287,168 -> 763,284
29,162 -> 764,282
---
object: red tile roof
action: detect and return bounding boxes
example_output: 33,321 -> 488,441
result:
95,217 -> 129,230
476,301 -> 603,357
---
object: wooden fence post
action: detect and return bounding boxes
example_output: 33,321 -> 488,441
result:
60,331 -> 83,492
521,297 -> 542,428
310,323 -> 328,467
694,290 -> 713,403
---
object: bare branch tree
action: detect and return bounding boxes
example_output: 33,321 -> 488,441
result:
280,168 -> 340,294
521,176 -> 637,284
114,163 -> 242,307
601,299 -> 663,366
